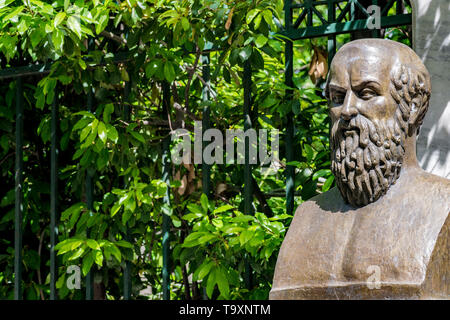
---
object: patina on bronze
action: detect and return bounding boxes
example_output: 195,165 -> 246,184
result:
270,39 -> 450,299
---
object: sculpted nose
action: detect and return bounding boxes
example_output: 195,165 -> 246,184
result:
340,92 -> 358,121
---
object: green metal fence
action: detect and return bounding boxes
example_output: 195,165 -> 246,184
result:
0,0 -> 411,300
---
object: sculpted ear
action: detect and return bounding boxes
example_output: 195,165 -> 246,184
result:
407,71 -> 431,136
407,95 -> 422,135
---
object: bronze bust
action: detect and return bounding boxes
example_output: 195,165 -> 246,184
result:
271,39 -> 450,299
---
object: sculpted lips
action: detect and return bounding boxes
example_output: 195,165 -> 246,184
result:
338,120 -> 360,136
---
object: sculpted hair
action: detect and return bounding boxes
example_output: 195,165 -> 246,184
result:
389,63 -> 431,136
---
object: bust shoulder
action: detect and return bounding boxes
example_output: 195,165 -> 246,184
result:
271,169 -> 449,299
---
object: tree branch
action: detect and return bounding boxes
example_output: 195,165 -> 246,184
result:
100,30 -> 127,46
184,46 -> 202,113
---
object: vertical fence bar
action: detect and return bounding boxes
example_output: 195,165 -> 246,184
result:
243,59 -> 253,290
327,0 -> 337,65
50,86 -> 59,300
14,77 -> 23,300
396,0 -> 403,15
284,0 -> 295,217
350,0 -> 355,20
202,53 -> 211,198
122,80 -> 132,300
85,87 -> 94,300
161,81 -> 171,300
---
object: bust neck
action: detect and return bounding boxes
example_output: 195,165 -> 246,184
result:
401,131 -> 420,169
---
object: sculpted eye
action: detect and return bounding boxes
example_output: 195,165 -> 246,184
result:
331,91 -> 345,105
358,88 -> 377,100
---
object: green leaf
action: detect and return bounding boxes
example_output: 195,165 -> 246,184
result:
303,144 -> 315,162
108,244 -> 121,262
54,12 -> 66,27
197,261 -> 214,280
181,213 -> 203,221
86,239 -> 100,250
255,34 -> 268,48
239,229 -> 254,245
115,240 -> 133,248
73,111 -> 95,118
254,13 -> 263,29
161,203 -> 172,216
145,61 -> 160,78
197,233 -> 217,245
181,17 -> 189,31
163,62 -> 176,82
82,252 -> 94,276
3,5 -> 24,22
30,28 -> 45,48
94,250 -> 103,266
215,267 -> 230,298
79,124 -> 91,141
78,59 -> 87,70
263,10 -> 273,28
212,204 -> 234,214
68,246 -> 85,261
312,169 -> 331,181
122,209 -> 133,224
206,267 -> 217,298
103,104 -> 114,123
187,203 -> 203,214
246,9 -> 259,24
17,18 -> 28,35
130,131 -> 145,143
182,232 -> 206,247
292,100 -> 300,115
322,175 -> 335,192
97,121 -> 107,143
232,215 -> 254,223
67,16 -> 82,39
111,202 -> 122,217
45,23 -> 54,33
61,203 -> 85,221
106,124 -> 118,143
239,46 -> 252,62
51,28 -> 64,52
200,193 -> 209,214
96,11 -> 109,34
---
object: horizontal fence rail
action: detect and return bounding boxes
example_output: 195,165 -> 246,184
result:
282,0 -> 411,40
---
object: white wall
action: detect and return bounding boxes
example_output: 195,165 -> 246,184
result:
413,0 -> 450,178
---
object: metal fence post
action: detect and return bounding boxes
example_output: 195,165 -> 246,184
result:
161,81 -> 171,300
243,59 -> 253,290
85,86 -> 94,300
14,77 -> 24,300
50,86 -> 59,300
327,0 -> 337,65
123,80 -> 132,300
202,53 -> 211,198
284,0 -> 295,217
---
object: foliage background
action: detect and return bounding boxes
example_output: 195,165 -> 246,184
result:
0,0 -> 411,299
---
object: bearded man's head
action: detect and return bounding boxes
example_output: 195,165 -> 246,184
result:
325,39 -> 431,207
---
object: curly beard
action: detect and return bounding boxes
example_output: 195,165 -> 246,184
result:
330,114 -> 406,207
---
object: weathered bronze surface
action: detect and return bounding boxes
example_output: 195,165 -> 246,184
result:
270,39 -> 450,300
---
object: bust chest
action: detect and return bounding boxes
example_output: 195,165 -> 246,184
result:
270,184 -> 449,299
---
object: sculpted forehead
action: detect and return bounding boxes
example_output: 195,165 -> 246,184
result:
329,44 -> 398,87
